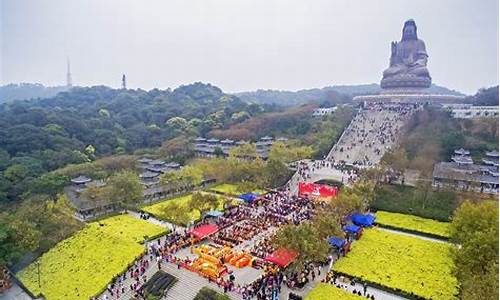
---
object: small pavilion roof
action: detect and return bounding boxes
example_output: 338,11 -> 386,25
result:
71,175 -> 92,184
140,171 -> 160,179
454,148 -> 470,156
486,150 -> 499,157
148,160 -> 165,166
138,157 -> 153,163
452,156 -> 473,164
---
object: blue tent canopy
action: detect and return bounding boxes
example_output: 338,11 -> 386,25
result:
343,224 -> 361,234
328,237 -> 346,248
239,193 -> 259,203
204,210 -> 223,218
351,214 -> 375,227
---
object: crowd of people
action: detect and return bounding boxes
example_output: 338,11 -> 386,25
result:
328,102 -> 419,167
322,271 -> 376,300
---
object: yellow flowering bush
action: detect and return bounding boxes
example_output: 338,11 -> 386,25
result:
305,283 -> 365,299
17,215 -> 167,300
333,228 -> 458,300
142,193 -> 232,226
375,211 -> 451,238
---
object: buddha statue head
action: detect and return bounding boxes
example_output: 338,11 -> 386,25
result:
402,19 -> 418,41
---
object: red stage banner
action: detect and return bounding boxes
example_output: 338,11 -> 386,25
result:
299,182 -> 338,198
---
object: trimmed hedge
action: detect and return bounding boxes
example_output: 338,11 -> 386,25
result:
193,286 -> 231,300
375,211 -> 451,239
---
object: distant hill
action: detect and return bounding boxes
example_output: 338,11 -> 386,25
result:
235,83 -> 465,106
467,86 -> 499,106
0,83 -> 69,103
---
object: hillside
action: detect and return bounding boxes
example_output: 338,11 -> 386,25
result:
0,82 -> 263,202
235,83 -> 465,106
0,83 -> 70,103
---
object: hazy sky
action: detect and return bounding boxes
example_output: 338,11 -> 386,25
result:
1,0 -> 498,94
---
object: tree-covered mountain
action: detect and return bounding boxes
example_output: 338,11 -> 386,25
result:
468,85 -> 499,106
0,83 -> 70,103
0,82 -> 265,202
235,83 -> 465,106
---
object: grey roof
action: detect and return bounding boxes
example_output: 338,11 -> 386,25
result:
65,186 -> 112,212
165,162 -> 181,168
71,175 -> 92,184
486,150 -> 499,157
433,162 -> 499,185
148,160 -> 165,165
206,138 -> 220,143
452,156 -> 473,164
454,148 -> 470,155
138,158 -> 153,163
146,166 -> 169,173
140,171 -> 160,178
221,139 -> 234,144
276,137 -> 288,142
194,137 -> 207,142
235,140 -> 248,145
261,136 -> 273,140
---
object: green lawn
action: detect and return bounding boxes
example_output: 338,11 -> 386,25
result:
333,228 -> 458,300
142,193 -> 233,226
305,283 -> 365,300
17,215 -> 168,300
375,211 -> 451,238
209,183 -> 266,196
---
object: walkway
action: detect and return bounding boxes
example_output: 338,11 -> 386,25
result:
99,234 -> 242,300
126,210 -> 185,234
378,226 -> 450,244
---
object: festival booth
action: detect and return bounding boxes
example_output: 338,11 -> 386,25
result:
328,237 -> 350,256
264,248 -> 298,268
343,224 -> 363,240
238,193 -> 260,203
203,211 -> 224,223
351,213 -> 376,227
298,182 -> 338,201
189,224 -> 219,240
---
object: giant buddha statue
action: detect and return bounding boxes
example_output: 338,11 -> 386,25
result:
381,19 -> 432,90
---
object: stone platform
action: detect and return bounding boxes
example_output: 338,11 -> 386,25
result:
353,93 -> 465,104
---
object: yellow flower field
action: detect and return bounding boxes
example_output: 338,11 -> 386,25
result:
375,211 -> 451,238
17,215 -> 167,300
305,283 -> 365,299
333,228 -> 458,300
209,183 -> 266,196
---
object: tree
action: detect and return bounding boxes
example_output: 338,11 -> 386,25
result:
103,170 -> 143,209
187,192 -> 220,218
157,202 -> 191,226
29,173 -> 68,200
0,218 -> 40,267
228,144 -> 259,160
351,180 -> 376,208
450,200 -> 499,300
272,223 -> 330,271
268,142 -> 313,164
179,166 -> 204,188
159,136 -> 194,163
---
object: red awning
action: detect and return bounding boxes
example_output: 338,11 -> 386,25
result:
189,224 -> 219,239
265,248 -> 298,267
299,183 -> 338,198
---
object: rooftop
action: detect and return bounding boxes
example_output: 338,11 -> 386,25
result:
71,175 -> 92,184
454,148 -> 470,155
433,162 -> 498,185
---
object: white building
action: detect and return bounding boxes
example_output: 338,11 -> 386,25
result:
442,104 -> 499,119
312,107 -> 337,117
